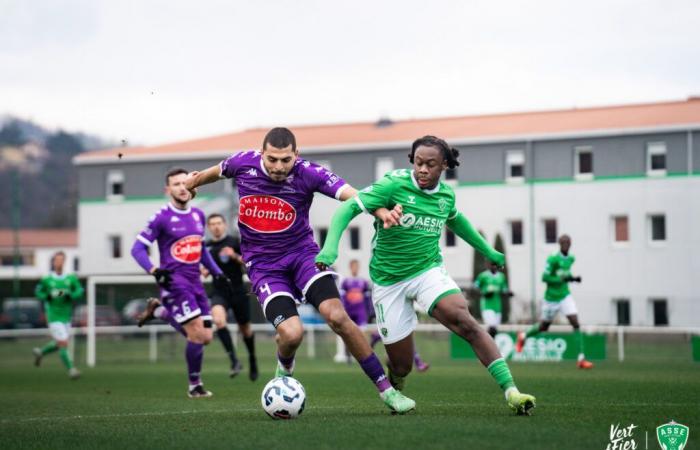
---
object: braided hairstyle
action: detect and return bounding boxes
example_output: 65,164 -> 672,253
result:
408,135 -> 460,169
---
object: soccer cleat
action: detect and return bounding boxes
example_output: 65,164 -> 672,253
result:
32,348 -> 42,367
137,298 -> 161,327
506,389 -> 536,416
381,388 -> 416,414
577,359 -> 594,369
515,331 -> 526,353
68,368 -> 81,380
249,358 -> 259,382
274,360 -> 295,378
415,359 -> 430,373
388,367 -> 406,391
229,360 -> 243,378
188,384 -> 213,398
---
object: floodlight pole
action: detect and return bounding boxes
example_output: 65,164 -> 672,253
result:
11,169 -> 21,301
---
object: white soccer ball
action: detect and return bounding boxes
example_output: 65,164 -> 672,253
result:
261,376 -> 306,420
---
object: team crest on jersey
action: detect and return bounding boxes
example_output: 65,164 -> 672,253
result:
438,198 -> 448,212
238,195 -> 296,233
170,235 -> 202,264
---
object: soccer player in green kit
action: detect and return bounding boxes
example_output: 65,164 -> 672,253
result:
33,251 -> 84,379
316,135 -> 536,415
515,234 -> 594,369
474,262 -> 512,338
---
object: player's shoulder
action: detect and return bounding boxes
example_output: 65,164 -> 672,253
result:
383,168 -> 412,181
149,205 -> 171,221
295,158 -> 332,178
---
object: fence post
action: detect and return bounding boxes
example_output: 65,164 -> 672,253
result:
617,326 -> 624,362
87,277 -> 96,368
307,326 -> 316,359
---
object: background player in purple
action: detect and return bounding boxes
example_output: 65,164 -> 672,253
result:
341,259 -> 372,328
185,127 -> 415,414
130,168 -> 234,398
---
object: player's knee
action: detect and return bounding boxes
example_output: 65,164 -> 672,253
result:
278,325 -> 304,348
213,317 -> 227,330
390,359 -> 413,377
324,305 -> 351,334
239,323 -> 252,337
56,340 -> 68,348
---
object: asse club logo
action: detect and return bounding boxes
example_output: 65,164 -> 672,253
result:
656,421 -> 689,450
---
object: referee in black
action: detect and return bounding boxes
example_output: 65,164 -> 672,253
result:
204,213 -> 258,381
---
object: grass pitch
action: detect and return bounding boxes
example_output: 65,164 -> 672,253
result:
0,333 -> 697,449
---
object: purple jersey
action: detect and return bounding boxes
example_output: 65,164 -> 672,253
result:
219,150 -> 348,261
136,203 -> 207,280
341,276 -> 372,326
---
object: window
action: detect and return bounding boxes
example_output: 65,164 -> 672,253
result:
445,229 -> 456,247
73,257 -> 80,273
575,146 -> 593,179
614,299 -> 630,326
543,219 -> 557,244
0,251 -> 34,267
445,168 -> 457,180
109,235 -> 122,259
505,150 -> 525,182
106,170 -> 124,200
315,160 -> 332,172
651,298 -> 668,326
509,220 -> 523,245
317,228 -> 328,247
375,157 -> 394,180
612,216 -> 629,242
649,214 -> 666,242
647,142 -> 667,176
349,227 -> 360,250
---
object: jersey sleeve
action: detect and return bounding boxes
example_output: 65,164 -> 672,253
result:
474,272 -> 483,289
35,277 -> 49,301
219,150 -> 252,179
306,161 -> 349,200
136,210 -> 164,246
542,255 -> 562,284
68,275 -> 84,301
355,174 -> 396,214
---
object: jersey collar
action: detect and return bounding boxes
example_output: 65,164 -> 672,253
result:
410,171 -> 441,194
168,203 -> 191,214
51,271 -> 67,279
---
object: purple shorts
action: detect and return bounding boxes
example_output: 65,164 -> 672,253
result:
247,248 -> 334,316
160,274 -> 211,324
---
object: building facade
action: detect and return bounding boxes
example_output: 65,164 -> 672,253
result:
74,99 -> 700,327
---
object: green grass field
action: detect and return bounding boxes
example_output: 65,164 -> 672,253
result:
0,332 -> 697,450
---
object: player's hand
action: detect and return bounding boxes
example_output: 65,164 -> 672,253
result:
315,250 -> 336,271
152,268 -> 172,288
315,262 -> 328,271
200,266 -> 210,278
185,171 -> 199,199
212,274 -> 234,296
378,204 -> 403,229
220,246 -> 236,257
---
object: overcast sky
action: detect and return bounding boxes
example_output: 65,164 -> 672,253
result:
1,0 -> 699,146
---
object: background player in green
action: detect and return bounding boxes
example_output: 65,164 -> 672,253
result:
317,135 -> 536,415
32,251 -> 83,379
474,262 -> 512,338
515,234 -> 594,369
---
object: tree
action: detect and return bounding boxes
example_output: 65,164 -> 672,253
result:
0,121 -> 27,147
493,233 -> 510,322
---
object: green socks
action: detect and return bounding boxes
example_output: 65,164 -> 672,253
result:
574,328 -> 585,360
58,347 -> 74,370
525,324 -> 540,338
487,358 -> 516,391
41,341 -> 58,355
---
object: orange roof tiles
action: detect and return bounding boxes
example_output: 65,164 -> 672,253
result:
76,98 -> 700,162
0,229 -> 77,248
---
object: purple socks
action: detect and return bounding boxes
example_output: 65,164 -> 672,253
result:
359,353 -> 392,393
186,341 -> 204,387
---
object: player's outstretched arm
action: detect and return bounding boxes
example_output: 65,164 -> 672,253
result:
315,199 -> 363,268
200,245 -> 223,277
337,185 -> 402,228
185,165 -> 222,197
130,239 -> 155,274
446,212 -> 504,266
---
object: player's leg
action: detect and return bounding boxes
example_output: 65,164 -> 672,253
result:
33,324 -> 60,367
182,315 -> 213,397
561,296 -> 593,369
418,267 -> 535,415
516,300 -> 557,352
50,322 -> 79,379
211,298 -> 241,377
264,296 -> 303,377
231,289 -> 258,381
383,334 -> 415,390
305,274 -> 415,414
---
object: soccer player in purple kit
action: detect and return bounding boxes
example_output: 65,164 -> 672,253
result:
185,127 -> 415,414
131,168 -> 234,398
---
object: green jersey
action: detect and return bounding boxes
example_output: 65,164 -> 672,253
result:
355,169 -> 458,286
474,270 -> 508,313
35,272 -> 83,323
542,252 -> 575,302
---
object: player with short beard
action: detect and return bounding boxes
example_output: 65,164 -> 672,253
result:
186,127 -> 415,414
131,168 -> 233,398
